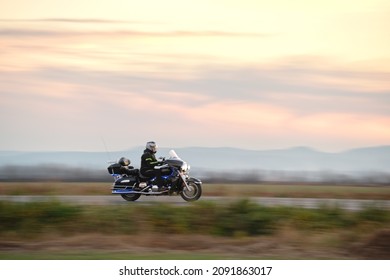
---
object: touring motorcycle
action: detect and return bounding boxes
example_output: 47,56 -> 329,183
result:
107,150 -> 202,202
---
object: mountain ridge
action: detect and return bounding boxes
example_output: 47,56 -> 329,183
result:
0,145 -> 389,172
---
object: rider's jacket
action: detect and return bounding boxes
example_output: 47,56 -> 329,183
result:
140,149 -> 158,175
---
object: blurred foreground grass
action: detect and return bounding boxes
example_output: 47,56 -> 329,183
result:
0,199 -> 389,259
0,251 -> 245,260
0,182 -> 389,199
1,199 -> 388,237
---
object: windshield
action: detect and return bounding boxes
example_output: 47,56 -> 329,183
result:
165,149 -> 186,168
168,149 -> 180,159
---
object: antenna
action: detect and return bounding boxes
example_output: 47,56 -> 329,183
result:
101,137 -> 115,164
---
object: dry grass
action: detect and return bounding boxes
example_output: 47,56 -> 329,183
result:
0,182 -> 389,199
1,229 -> 389,260
205,183 -> 390,199
0,182 -> 108,196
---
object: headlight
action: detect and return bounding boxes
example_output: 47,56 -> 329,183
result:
181,162 -> 188,172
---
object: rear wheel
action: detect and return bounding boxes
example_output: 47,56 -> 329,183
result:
180,182 -> 202,202
121,193 -> 141,201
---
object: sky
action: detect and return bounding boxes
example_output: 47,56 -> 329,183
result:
0,0 -> 389,152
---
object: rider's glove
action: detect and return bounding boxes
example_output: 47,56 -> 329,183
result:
154,163 -> 168,169
157,157 -> 165,162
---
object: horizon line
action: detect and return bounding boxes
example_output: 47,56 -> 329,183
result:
0,144 -> 389,154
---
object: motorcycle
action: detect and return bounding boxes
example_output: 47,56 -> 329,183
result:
107,150 -> 202,202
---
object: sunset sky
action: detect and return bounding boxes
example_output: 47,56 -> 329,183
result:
1,0 -> 389,152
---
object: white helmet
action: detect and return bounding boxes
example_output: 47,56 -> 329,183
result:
146,141 -> 157,153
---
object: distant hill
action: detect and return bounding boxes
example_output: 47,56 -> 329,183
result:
0,145 -> 389,172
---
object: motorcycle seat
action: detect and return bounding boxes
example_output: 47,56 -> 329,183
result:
123,168 -> 139,176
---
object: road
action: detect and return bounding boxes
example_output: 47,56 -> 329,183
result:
0,195 -> 389,211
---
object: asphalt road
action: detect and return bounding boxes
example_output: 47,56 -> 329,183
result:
0,195 -> 389,211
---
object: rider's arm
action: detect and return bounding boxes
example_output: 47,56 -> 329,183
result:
144,156 -> 159,168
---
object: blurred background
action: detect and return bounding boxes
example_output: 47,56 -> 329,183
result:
0,0 -> 389,259
1,0 -> 389,152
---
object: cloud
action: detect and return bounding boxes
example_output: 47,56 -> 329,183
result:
0,18 -> 137,24
2,61 -> 389,118
1,31 -> 389,151
0,17 -> 268,34
0,28 -> 270,38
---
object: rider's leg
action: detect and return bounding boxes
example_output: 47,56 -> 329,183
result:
142,169 -> 163,188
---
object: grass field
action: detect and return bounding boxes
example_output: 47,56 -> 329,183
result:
0,182 -> 389,199
0,197 -> 389,260
1,182 -> 388,259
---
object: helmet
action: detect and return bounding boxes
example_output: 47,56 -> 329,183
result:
118,157 -> 130,166
146,141 -> 158,153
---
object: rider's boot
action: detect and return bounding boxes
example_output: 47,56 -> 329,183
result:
135,182 -> 146,191
156,177 -> 166,191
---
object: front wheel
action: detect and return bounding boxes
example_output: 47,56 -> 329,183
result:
180,181 -> 202,202
121,193 -> 141,201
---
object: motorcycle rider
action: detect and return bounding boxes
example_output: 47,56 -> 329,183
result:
140,141 -> 164,189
